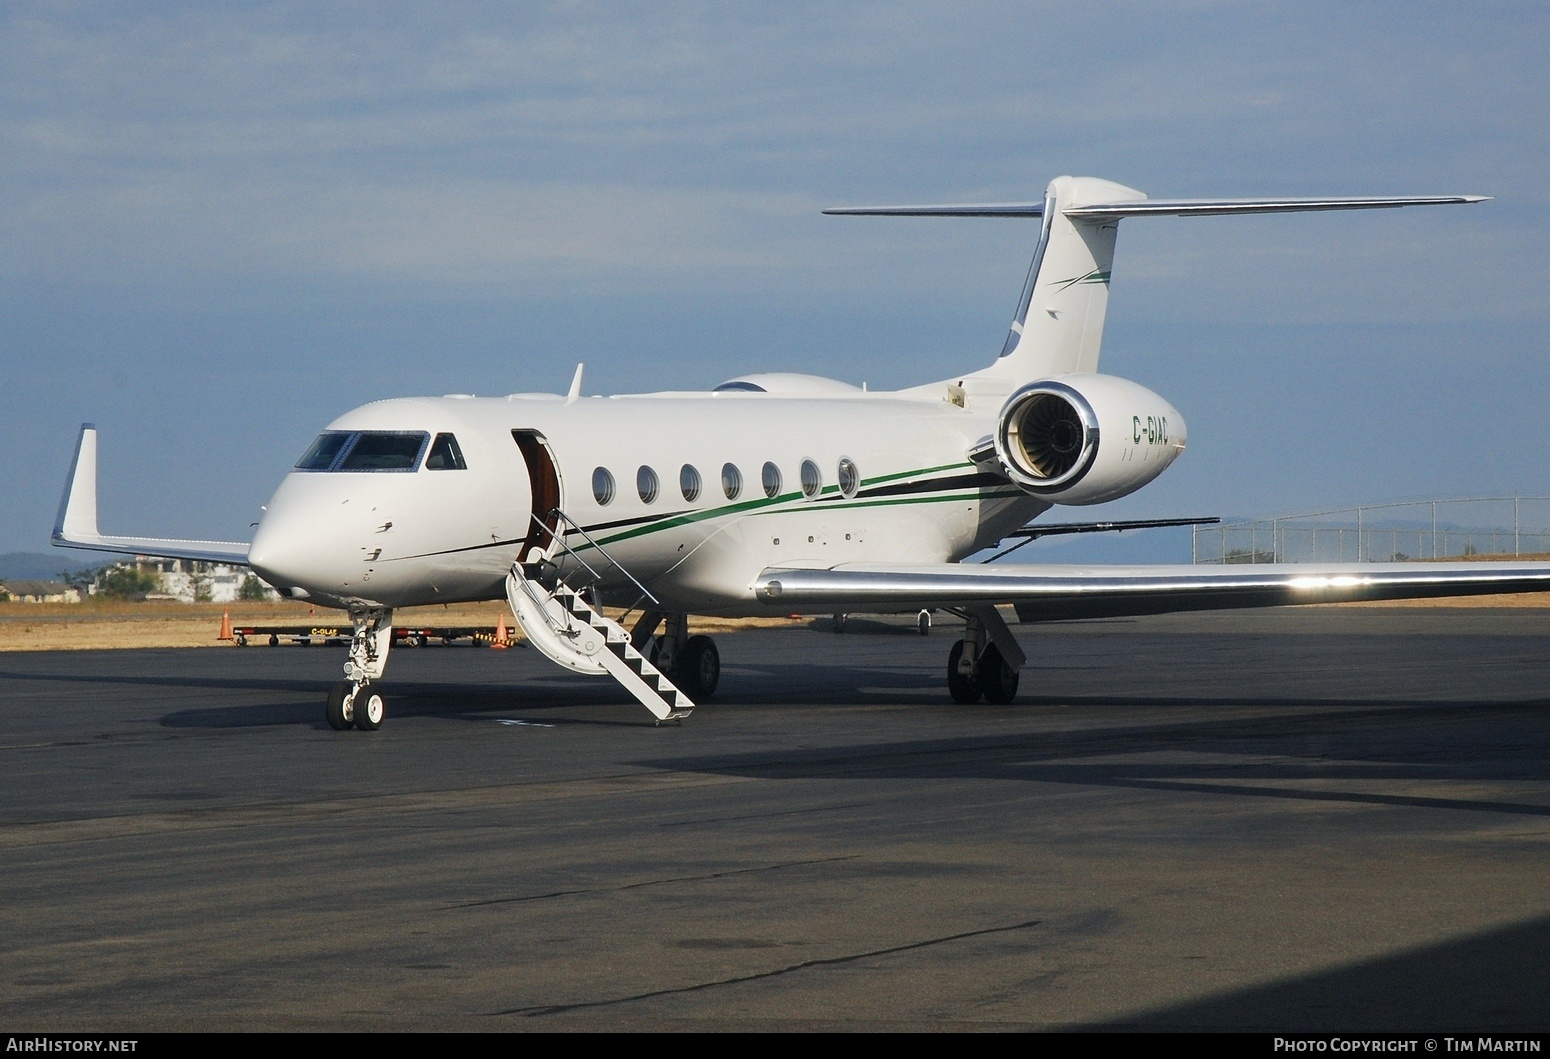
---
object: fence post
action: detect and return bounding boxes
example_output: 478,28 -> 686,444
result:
1516,497 -> 1521,557
1431,501 -> 1438,559
1357,506 -> 1363,562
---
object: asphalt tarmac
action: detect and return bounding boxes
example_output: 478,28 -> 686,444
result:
4,608 -> 1550,1031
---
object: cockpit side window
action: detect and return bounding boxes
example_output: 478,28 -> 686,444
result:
337,432 -> 430,472
295,432 -> 352,471
425,433 -> 467,470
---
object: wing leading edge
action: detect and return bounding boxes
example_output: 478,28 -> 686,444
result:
753,561 -> 1550,622
52,425 -> 251,565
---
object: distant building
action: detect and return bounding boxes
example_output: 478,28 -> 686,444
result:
1,580 -> 82,604
100,559 -> 280,603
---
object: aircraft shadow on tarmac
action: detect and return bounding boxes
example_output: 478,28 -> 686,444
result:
141,674 -> 1550,736
1080,911 -> 1550,1031
6,638 -> 1550,745
627,702 -> 1550,816
150,682 -> 659,729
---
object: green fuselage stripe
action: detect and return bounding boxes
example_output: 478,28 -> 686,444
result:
857,461 -> 971,488
575,465 -> 1021,553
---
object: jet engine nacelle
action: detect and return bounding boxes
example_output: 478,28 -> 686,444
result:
992,373 -> 1187,506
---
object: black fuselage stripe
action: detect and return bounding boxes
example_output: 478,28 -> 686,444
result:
855,472 -> 1005,500
385,475 -> 1009,562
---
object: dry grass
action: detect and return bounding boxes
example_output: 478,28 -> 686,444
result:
0,599 -> 807,652
7,553 -> 1550,652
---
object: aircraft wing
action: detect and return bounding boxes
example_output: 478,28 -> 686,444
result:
51,425 -> 251,565
752,560 -> 1550,621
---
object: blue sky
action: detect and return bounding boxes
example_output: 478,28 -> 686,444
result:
4,2 -> 1547,564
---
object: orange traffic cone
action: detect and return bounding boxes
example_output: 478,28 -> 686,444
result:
218,610 -> 233,642
491,615 -> 510,649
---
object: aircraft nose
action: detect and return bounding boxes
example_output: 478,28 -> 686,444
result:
248,501 -> 344,599
247,517 -> 307,598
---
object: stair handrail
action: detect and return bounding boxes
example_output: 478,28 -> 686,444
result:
528,512 -> 607,586
529,509 -> 662,611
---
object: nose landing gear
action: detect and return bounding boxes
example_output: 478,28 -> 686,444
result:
325,680 -> 388,731
324,607 -> 393,733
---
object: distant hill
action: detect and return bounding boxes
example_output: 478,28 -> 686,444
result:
0,551 -> 115,581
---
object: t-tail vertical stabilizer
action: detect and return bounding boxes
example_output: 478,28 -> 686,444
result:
986,175 -> 1140,379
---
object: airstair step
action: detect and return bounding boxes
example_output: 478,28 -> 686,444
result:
505,562 -> 693,723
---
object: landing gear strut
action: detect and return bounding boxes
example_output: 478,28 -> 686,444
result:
325,607 -> 393,732
946,607 -> 1025,705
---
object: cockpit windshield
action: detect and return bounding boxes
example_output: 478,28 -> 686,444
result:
294,431 -> 430,472
339,432 -> 429,470
295,432 -> 352,471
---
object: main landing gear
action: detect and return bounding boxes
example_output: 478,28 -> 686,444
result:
326,607 -> 393,733
946,607 -> 1026,705
638,611 -> 721,701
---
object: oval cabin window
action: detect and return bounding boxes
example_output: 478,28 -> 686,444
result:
592,467 -> 615,506
637,466 -> 659,504
838,457 -> 859,499
800,459 -> 822,499
722,463 -> 742,500
762,462 -> 782,499
680,464 -> 701,502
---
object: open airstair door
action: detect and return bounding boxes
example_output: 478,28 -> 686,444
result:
504,564 -> 695,722
511,430 -> 562,562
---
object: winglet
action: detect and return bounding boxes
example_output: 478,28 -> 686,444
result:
50,424 -> 252,564
53,423 -> 100,544
566,363 -> 585,404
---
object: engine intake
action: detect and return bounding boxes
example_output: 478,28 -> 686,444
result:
992,374 -> 1186,505
997,382 -> 1099,491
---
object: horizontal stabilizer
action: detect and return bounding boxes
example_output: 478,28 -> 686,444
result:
823,195 -> 1488,219
1064,195 -> 1490,218
823,203 -> 1047,217
828,179 -> 1490,381
52,424 -> 251,565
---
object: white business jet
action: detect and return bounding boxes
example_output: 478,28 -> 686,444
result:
53,176 -> 1550,731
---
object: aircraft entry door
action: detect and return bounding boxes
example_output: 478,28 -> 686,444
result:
511,430 -> 563,562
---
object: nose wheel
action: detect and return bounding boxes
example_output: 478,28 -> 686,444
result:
325,681 -> 386,732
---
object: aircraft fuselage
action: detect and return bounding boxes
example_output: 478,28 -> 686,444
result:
247,389 -> 1048,614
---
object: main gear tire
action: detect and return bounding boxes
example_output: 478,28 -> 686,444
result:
947,641 -> 981,704
678,635 -> 721,700
977,643 -> 1020,705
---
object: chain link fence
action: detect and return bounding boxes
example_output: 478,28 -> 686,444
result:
1192,497 -> 1550,564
